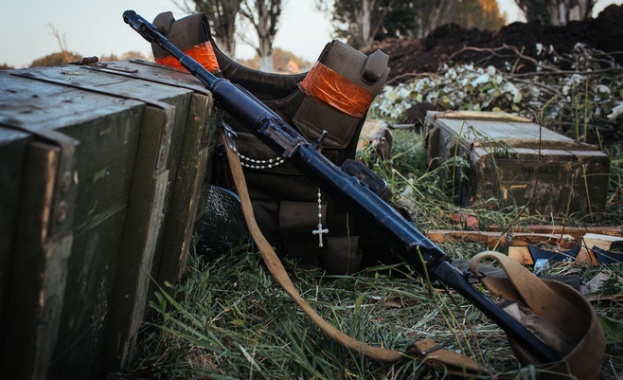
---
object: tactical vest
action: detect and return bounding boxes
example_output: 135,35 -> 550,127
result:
152,12 -> 390,274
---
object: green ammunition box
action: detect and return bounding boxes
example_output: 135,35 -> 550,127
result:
425,111 -> 610,216
0,61 -> 216,379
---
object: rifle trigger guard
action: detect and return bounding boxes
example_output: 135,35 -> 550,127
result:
220,122 -> 239,153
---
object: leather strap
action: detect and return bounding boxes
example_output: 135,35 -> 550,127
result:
223,134 -> 485,376
469,251 -> 605,379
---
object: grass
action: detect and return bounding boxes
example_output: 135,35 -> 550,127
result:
120,254 -> 440,379
120,253 -> 521,379
116,39 -> 623,378
111,126 -> 623,379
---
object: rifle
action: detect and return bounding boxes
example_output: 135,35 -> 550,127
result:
123,10 -> 560,364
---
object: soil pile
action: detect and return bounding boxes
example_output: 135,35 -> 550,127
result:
370,4 -> 623,83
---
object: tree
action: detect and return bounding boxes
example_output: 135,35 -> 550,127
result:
413,0 -> 456,38
28,25 -> 81,67
318,0 -> 506,48
237,47 -> 311,72
410,0 -> 506,38
376,2 -> 418,40
451,0 -> 506,31
192,0 -> 242,57
238,0 -> 283,72
186,0 -> 283,71
319,0 -> 397,49
30,52 -> 81,67
513,0 -> 596,25
49,25 -> 71,63
99,51 -> 151,62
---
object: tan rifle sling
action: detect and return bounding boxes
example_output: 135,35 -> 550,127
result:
469,252 -> 605,379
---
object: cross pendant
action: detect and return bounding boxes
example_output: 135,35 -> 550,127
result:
312,224 -> 329,248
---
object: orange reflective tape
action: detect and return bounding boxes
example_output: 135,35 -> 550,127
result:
299,62 -> 373,118
156,41 -> 220,73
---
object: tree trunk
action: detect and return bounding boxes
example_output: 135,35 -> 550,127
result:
258,35 -> 274,72
515,0 -> 596,25
259,55 -> 273,72
220,18 -> 238,57
193,0 -> 241,58
417,0 -> 455,38
356,0 -> 372,49
240,0 -> 281,72
256,1 -> 272,71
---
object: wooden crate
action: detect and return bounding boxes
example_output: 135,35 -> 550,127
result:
0,60 -> 216,379
425,111 -> 610,215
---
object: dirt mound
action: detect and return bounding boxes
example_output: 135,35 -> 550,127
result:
370,4 -> 623,83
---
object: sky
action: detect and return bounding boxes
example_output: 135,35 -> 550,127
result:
0,0 -> 621,68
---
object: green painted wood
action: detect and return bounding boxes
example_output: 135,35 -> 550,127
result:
1,70 -> 147,380
425,112 -> 610,215
0,63 -> 216,379
0,128 -> 31,348
48,208 -> 128,379
64,109 -> 143,229
156,93 -> 213,285
103,105 -> 173,371
436,117 -> 589,150
1,142 -> 70,380
89,61 -> 214,96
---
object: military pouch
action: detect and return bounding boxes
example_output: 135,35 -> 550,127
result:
279,201 -> 327,257
323,236 -> 362,275
294,41 -> 389,150
151,11 -> 220,73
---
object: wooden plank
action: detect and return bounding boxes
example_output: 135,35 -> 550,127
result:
431,112 -> 580,150
508,246 -> 533,265
44,108 -> 143,380
1,142 -> 72,380
0,71 -> 148,379
48,207 -> 128,379
576,248 -> 598,265
507,239 -> 618,266
0,64 -> 218,377
156,92 -> 213,285
64,108 -> 143,228
88,61 -> 213,96
425,229 -> 575,248
508,246 -> 596,266
0,128 -> 31,347
582,233 -> 623,250
103,105 -> 172,371
484,225 -> 623,239
13,65 -> 210,375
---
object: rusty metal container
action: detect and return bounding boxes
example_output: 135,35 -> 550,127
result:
0,60 -> 217,379
425,111 -> 610,216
